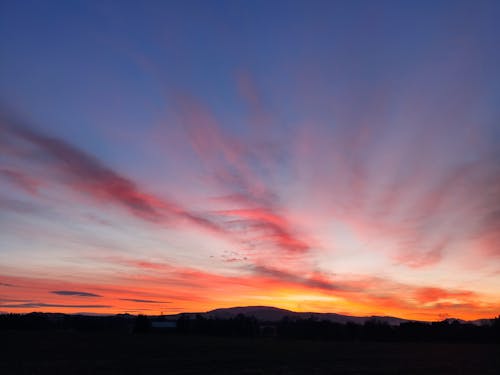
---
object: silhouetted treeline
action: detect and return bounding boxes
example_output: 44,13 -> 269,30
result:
176,314 -> 500,342
1,312 -> 499,342
276,317 -> 500,342
0,312 -> 133,332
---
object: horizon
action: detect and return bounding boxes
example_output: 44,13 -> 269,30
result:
1,304 -> 497,322
1,1 -> 500,322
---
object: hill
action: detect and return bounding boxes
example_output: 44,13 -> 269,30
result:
203,306 -> 408,325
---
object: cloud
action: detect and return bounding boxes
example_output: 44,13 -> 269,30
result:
1,115 -> 224,234
174,96 -> 313,257
292,105 -> 500,268
236,70 -> 265,114
2,64 -> 500,321
0,302 -> 111,309
90,251 -> 496,321
471,158 -> 500,256
119,298 -> 170,303
2,110 -> 314,264
51,290 -> 102,297
94,255 -> 176,272
0,298 -> 30,303
0,168 -> 40,194
1,266 -> 498,320
8,122 -> 166,222
0,197 -> 42,215
413,287 -> 476,304
217,208 -> 310,254
393,239 -> 447,268
250,265 -> 349,292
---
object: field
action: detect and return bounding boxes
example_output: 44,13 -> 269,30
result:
1,331 -> 499,374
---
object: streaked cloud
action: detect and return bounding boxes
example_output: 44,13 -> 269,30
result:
119,298 -> 170,303
51,290 -> 102,297
1,302 -> 111,309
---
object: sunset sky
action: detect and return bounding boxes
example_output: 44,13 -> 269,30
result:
1,0 -> 500,321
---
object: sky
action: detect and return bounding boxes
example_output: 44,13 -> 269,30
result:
1,0 -> 500,321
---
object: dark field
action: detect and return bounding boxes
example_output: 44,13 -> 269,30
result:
1,332 -> 499,374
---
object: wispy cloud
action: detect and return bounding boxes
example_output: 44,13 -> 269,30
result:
1,57 -> 499,320
1,262 -> 498,320
119,298 -> 169,303
0,302 -> 111,309
413,287 -> 476,304
174,96 -> 313,258
0,282 -> 16,287
1,115 -> 223,233
1,112 -> 315,266
51,290 -> 102,297
0,197 -> 42,215
0,168 -> 40,195
250,265 -> 352,292
6,120 -> 166,222
217,208 -> 310,255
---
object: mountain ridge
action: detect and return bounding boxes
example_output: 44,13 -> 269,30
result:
202,306 -> 408,325
166,305 -> 492,326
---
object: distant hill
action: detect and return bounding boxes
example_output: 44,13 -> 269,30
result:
202,306 -> 409,326
171,306 -> 492,326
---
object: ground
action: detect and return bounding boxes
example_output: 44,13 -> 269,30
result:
1,331 -> 499,374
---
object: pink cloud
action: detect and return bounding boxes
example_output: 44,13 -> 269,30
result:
0,168 -> 41,195
1,116 -> 226,236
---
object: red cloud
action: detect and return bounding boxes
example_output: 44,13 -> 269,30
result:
172,96 -> 314,257
413,287 -> 476,304
2,115 -> 313,261
2,117 -> 225,236
217,208 -> 310,254
2,259 -> 499,320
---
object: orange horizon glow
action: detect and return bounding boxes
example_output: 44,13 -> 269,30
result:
1,264 -> 499,321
